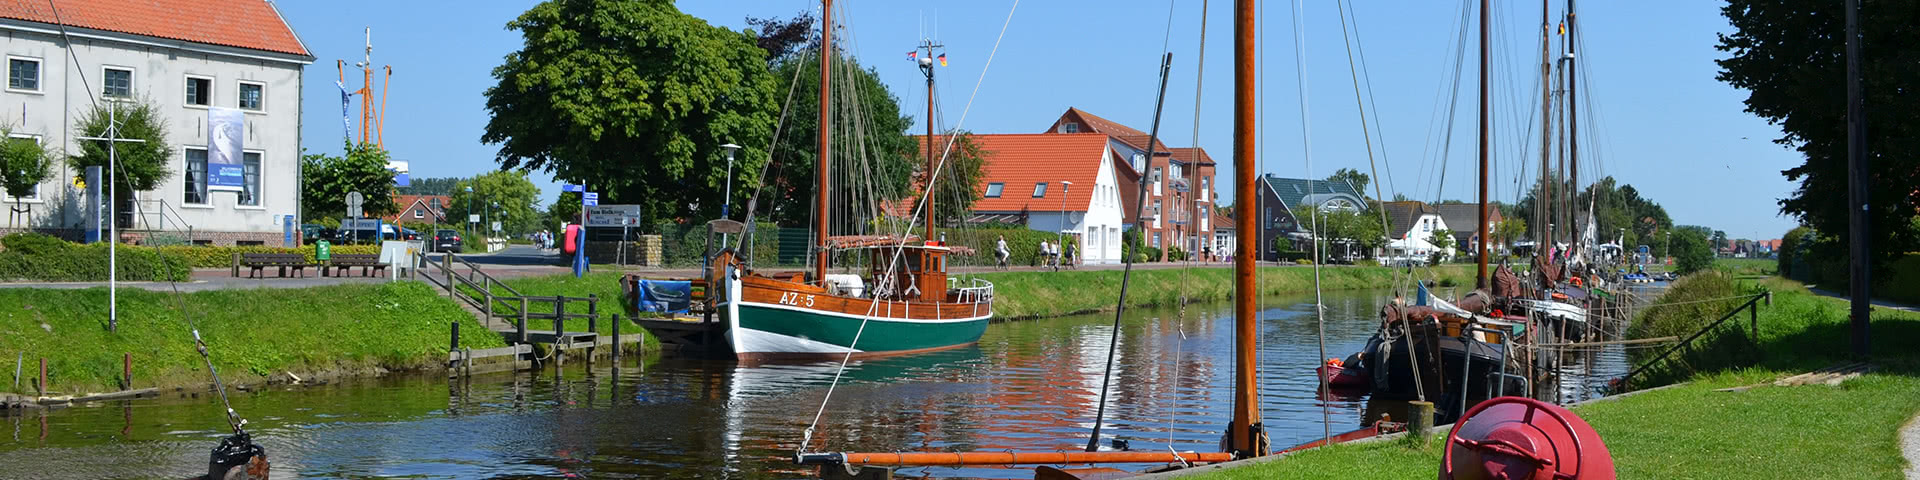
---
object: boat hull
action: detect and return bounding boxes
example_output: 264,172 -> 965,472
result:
722,266 -> 992,361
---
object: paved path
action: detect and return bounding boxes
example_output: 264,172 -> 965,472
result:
1905,413 -> 1920,480
1806,287 -> 1920,312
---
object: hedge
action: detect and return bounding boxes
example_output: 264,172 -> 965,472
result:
0,234 -> 191,281
154,244 -> 383,268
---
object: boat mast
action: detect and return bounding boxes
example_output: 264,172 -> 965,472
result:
814,0 -> 833,283
1226,0 -> 1268,458
1476,0 -> 1491,288
1565,0 -> 1579,260
921,40 -> 937,248
1535,0 -> 1554,281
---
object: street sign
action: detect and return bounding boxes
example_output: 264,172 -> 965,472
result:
585,204 -> 642,227
342,218 -> 382,230
468,214 -> 481,223
583,192 -> 599,206
346,191 -> 364,218
491,221 -> 502,232
562,184 -> 585,193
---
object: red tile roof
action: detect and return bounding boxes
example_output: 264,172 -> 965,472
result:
0,0 -> 310,57
953,133 -> 1111,213
1053,107 -> 1147,136
1168,147 -> 1216,166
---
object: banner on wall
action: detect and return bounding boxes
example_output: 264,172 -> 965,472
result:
207,107 -> 246,192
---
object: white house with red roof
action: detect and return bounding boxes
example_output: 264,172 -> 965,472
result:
1,0 -> 312,245
963,133 -> 1129,264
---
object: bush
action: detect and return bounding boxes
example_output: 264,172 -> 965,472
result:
1776,226 -> 1812,278
1167,246 -> 1187,262
1632,271 -> 1746,341
0,242 -> 191,281
1296,258 -> 1314,265
0,232 -> 70,256
154,244 -> 383,268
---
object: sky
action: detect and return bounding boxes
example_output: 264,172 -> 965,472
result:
276,0 -> 1803,241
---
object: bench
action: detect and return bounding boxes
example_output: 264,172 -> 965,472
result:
323,254 -> 389,277
232,253 -> 317,278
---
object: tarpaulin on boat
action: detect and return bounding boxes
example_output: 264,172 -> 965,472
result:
635,280 -> 693,314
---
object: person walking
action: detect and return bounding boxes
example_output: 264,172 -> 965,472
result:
1037,240 -> 1050,268
1063,238 -> 1077,269
995,235 -> 1011,270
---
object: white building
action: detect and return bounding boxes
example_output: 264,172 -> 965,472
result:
957,133 -> 1129,264
1382,201 -> 1454,262
1,0 -> 311,245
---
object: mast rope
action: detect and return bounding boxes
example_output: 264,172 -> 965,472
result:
1163,0 -> 1209,455
800,0 -> 1022,454
1288,0 -> 1333,447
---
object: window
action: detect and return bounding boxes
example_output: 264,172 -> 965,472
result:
984,182 -> 1004,198
238,82 -> 264,110
2,135 -> 40,200
185,76 -> 211,106
103,67 -> 132,98
239,152 -> 261,206
7,57 -> 39,91
184,148 -> 208,204
414,208 -> 425,219
1032,182 -> 1047,198
1062,122 -> 1080,133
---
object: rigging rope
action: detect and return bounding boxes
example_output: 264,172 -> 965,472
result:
1287,0 -> 1332,447
1162,0 -> 1209,454
800,0 -> 1023,455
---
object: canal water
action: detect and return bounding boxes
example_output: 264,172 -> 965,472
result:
0,288 -> 1622,479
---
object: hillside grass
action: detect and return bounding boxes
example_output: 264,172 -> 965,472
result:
0,282 -> 504,395
973,264 -> 1475,320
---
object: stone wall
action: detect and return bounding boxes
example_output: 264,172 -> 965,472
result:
584,235 -> 663,266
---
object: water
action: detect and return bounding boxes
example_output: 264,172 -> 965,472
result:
1,289 -> 1429,479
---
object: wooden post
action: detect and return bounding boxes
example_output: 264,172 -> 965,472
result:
38,357 -> 46,397
612,313 -> 622,365
450,320 -> 461,369
1408,400 -> 1435,441
518,297 -> 529,344
121,353 -> 131,390
554,298 -> 566,367
1749,300 -> 1759,341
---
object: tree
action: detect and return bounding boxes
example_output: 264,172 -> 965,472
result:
301,143 -> 400,220
746,12 -> 815,63
924,131 -> 988,227
1717,0 -> 1920,266
1271,235 -> 1295,254
1494,217 -> 1528,251
68,100 -> 173,207
756,52 -> 918,226
1670,227 -> 1715,274
1327,167 -> 1369,196
547,191 -> 583,232
482,0 -> 778,223
448,170 -> 542,235
396,177 -> 463,196
0,128 -> 54,221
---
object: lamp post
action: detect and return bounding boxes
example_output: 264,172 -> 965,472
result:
720,143 -> 741,219
1058,181 -> 1072,271
490,202 -> 499,234
76,102 -> 146,333
464,185 -> 474,234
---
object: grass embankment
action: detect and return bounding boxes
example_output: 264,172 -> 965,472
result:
0,282 -> 504,396
1189,272 -> 1920,479
469,271 -> 661,351
975,264 -> 1474,320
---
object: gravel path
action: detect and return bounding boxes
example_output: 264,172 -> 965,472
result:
1904,413 -> 1920,480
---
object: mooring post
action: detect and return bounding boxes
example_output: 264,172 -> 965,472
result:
121,353 -> 131,390
38,357 -> 46,397
612,313 -> 622,364
450,320 -> 461,370
519,297 -> 530,344
554,298 -> 566,367
1408,401 -> 1435,442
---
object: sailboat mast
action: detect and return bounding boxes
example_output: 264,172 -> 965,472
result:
1536,0 -> 1554,276
1227,0 -> 1266,459
924,44 -> 937,247
815,0 -> 833,283
1476,0 -> 1491,288
1565,0 -> 1579,256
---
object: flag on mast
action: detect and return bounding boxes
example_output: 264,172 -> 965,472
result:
907,51 -> 917,61
937,53 -> 947,66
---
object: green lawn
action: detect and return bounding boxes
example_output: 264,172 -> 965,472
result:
971,264 -> 1475,320
1191,275 -> 1920,479
0,282 -> 503,395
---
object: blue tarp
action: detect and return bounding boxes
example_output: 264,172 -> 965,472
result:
635,280 -> 693,314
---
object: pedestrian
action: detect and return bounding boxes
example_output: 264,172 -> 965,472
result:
1037,240 -> 1050,267
995,235 -> 1010,270
1063,239 -> 1076,268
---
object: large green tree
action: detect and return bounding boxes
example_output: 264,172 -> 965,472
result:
68,100 -> 173,205
301,143 -> 399,220
1717,0 -> 1920,266
1670,226 -> 1716,274
482,0 -> 778,223
448,170 -> 542,235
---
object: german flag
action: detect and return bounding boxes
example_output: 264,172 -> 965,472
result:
938,53 -> 947,66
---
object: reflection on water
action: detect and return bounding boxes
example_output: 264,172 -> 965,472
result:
2,290 -> 1409,479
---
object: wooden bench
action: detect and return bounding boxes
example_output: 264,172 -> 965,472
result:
232,253 -> 317,278
323,254 -> 389,277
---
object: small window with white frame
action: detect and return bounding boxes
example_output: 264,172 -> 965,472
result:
7,56 -> 41,92
238,81 -> 264,111
414,208 -> 425,219
238,151 -> 262,206
103,67 -> 133,98
2,134 -> 42,200
184,148 -> 208,204
185,75 -> 212,107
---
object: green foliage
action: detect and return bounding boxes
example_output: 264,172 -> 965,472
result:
1718,0 -> 1920,268
925,131 -> 988,227
547,191 -> 583,231
153,244 -> 381,268
1516,176 -> 1672,248
979,264 -> 1479,320
1633,271 -> 1745,342
448,170 -> 542,235
0,281 -> 504,394
301,143 -> 400,219
1670,227 -> 1716,274
1494,217 -> 1528,249
759,53 -> 917,225
1291,206 -> 1387,254
483,0 -> 778,223
1776,225 -> 1812,278
394,176 -> 462,196
1325,167 -> 1369,195
67,100 -> 173,196
0,132 -> 54,200
0,235 -> 190,281
1166,246 -> 1187,262
1271,236 -> 1294,253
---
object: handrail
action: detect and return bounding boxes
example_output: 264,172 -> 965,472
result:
134,198 -> 196,244
1617,292 -> 1769,390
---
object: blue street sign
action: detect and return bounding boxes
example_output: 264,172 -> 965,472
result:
562,184 -> 585,193
583,192 -> 599,206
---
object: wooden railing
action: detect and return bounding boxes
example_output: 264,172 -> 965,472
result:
414,250 -> 599,344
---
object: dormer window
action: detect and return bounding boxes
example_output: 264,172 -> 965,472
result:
1062,122 -> 1080,133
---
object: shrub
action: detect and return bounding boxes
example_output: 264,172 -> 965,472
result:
1296,258 -> 1313,265
0,242 -> 190,281
1167,246 -> 1187,262
154,244 -> 383,268
0,232 -> 71,256
1776,226 -> 1811,278
1631,270 -> 1746,341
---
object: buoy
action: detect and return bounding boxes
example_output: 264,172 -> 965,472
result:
1440,396 -> 1614,480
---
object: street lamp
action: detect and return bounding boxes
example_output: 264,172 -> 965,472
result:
465,186 -> 474,233
1058,181 -> 1072,271
720,143 -> 741,218
490,202 -> 500,234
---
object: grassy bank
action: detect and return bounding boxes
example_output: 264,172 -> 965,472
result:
0,282 -> 504,396
483,271 -> 660,351
1190,273 -> 1920,479
1192,369 -> 1920,480
975,264 -> 1474,320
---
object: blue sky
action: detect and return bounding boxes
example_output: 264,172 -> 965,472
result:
277,0 -> 1800,241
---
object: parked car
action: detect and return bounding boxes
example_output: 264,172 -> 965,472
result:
300,224 -> 336,243
432,229 -> 463,253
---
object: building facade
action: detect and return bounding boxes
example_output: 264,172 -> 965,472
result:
1252,175 -> 1367,261
1,0 -> 311,245
955,133 -> 1129,264
1045,108 -> 1219,261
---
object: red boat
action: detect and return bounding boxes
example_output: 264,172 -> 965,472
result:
1317,357 -> 1371,392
